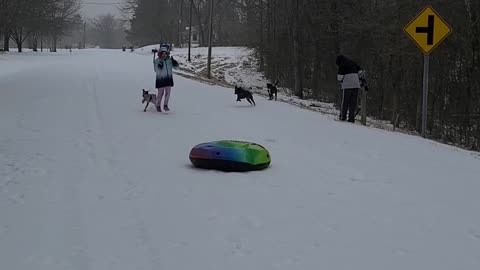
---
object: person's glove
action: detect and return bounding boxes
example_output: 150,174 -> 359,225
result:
171,57 -> 179,67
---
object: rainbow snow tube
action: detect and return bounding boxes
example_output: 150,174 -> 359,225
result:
189,140 -> 271,172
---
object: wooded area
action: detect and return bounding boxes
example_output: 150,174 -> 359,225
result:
0,0 -> 129,50
254,0 -> 480,152
0,0 -> 82,52
124,0 -> 479,151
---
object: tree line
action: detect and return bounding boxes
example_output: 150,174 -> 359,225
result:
245,0 -> 480,151
0,0 -> 130,51
0,0 -> 82,52
122,0 -> 252,47
89,14 -> 127,49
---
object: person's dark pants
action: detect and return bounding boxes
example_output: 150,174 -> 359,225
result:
341,88 -> 359,122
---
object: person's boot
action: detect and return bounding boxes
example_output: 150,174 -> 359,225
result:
348,108 -> 355,122
156,106 -> 162,112
163,105 -> 170,111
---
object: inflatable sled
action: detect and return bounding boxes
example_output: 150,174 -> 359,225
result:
189,140 -> 271,172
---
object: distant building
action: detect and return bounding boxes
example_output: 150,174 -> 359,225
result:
182,26 -> 200,47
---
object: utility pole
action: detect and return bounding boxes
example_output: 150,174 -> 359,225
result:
177,0 -> 183,48
82,22 -> 86,49
206,0 -> 214,79
188,0 -> 193,62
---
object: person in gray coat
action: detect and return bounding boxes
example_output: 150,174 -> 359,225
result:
336,55 -> 366,123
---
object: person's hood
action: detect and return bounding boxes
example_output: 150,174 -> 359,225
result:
336,55 -> 348,66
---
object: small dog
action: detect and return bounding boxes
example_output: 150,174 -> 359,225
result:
266,80 -> 279,100
141,89 -> 157,112
234,85 -> 255,106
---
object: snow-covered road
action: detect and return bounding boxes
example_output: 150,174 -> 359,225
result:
1,49 -> 479,270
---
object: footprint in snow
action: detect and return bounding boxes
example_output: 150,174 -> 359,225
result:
8,193 -> 25,204
393,248 -> 410,256
229,238 -> 251,256
469,230 -> 480,240
0,225 -> 8,237
238,216 -> 262,230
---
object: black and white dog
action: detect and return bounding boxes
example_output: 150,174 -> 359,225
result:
234,85 -> 256,106
266,80 -> 279,100
141,89 -> 157,112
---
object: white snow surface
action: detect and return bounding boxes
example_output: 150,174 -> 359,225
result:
1,48 -> 480,270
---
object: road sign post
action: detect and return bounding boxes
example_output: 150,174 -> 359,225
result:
206,0 -> 214,79
422,54 -> 429,138
403,6 -> 452,138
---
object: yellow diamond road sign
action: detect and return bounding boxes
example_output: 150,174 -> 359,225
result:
404,5 -> 452,54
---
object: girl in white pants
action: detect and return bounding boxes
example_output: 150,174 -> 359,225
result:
153,47 -> 179,112
156,86 -> 171,111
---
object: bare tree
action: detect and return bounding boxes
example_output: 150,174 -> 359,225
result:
118,0 -> 139,24
90,14 -> 127,48
0,0 -> 15,51
8,0 -> 34,52
1,0 -> 81,52
47,0 -> 81,52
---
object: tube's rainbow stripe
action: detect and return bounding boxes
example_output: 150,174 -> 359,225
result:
189,140 -> 271,171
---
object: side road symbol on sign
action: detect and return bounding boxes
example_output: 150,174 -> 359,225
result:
416,15 -> 434,45
404,6 -> 452,54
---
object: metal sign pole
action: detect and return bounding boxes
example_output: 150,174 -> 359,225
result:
188,0 -> 193,62
422,54 -> 429,138
206,0 -> 214,79
404,5 -> 451,138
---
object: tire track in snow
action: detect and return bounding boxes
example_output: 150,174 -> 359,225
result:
81,71 -> 163,270
1,66 -> 95,270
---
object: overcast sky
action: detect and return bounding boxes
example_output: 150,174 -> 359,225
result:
80,0 -> 123,18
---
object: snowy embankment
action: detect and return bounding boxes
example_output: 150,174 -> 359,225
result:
136,45 -> 400,132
